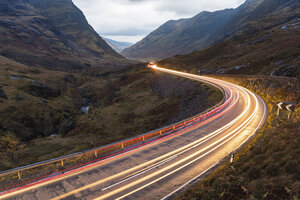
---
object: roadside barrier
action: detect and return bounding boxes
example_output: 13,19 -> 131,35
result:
0,77 -> 233,192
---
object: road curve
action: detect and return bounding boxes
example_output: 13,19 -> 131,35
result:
0,66 -> 267,200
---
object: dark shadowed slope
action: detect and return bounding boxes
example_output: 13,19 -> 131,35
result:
0,0 -> 129,71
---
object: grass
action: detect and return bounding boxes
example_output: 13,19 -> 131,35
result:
158,19 -> 300,77
175,75 -> 300,200
0,56 -> 222,171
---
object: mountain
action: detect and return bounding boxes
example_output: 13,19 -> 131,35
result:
122,0 -> 300,61
103,38 -> 132,53
158,17 -> 300,77
0,0 -> 129,71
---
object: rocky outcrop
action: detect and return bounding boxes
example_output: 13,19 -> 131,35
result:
25,82 -> 61,99
0,87 -> 7,99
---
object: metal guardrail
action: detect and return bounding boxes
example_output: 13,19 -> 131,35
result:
0,76 -> 232,190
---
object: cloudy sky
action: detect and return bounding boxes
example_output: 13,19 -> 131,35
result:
73,0 -> 246,44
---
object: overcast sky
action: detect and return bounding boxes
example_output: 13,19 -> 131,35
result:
73,0 -> 246,44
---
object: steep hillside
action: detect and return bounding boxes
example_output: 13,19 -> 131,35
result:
122,0 -> 300,61
104,38 -> 132,53
0,56 -> 222,169
158,18 -> 300,77
0,0 -> 129,71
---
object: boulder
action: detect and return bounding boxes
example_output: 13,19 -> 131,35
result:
25,82 -> 61,99
0,87 -> 7,99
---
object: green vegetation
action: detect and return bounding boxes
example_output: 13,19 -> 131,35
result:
176,75 -> 300,200
0,56 -> 222,170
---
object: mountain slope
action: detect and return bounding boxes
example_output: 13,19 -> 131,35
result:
157,17 -> 300,77
122,0 -> 299,61
103,38 -> 132,53
0,0 -> 128,71
0,55 -> 222,170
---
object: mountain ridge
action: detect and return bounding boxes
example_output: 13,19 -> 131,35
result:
122,0 -> 299,61
103,37 -> 132,53
0,0 -> 129,71
157,17 -> 300,77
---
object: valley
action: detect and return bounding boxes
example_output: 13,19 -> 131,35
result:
0,56 -> 222,170
0,0 -> 299,199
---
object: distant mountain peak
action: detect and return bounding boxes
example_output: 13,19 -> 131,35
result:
122,0 -> 297,61
103,38 -> 132,53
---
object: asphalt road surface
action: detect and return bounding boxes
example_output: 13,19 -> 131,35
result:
0,66 -> 267,200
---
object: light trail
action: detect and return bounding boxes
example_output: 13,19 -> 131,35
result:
51,71 -> 254,200
0,87 -> 234,200
0,66 -> 267,200
0,95 -> 236,200
93,79 -> 258,200
101,156 -> 177,191
49,84 -> 243,200
161,91 -> 267,200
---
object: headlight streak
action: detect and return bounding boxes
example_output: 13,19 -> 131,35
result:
101,156 -> 178,191
57,68 -> 253,200
93,81 -> 257,200
50,89 -> 240,200
115,110 -> 258,200
0,81 -> 234,200
0,66 -> 235,199
161,86 -> 268,200
0,66 -> 266,200
49,73 -> 247,200
0,86 -> 235,200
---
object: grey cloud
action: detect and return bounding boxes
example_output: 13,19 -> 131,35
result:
99,27 -> 152,36
73,0 -> 245,43
155,0 -> 245,15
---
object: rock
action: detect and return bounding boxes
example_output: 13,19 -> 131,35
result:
59,120 -> 75,135
17,93 -> 24,100
281,21 -> 300,30
234,64 -> 248,70
275,60 -> 285,66
81,98 -> 91,113
81,106 -> 90,114
63,75 -> 77,84
251,34 -> 270,45
39,100 -> 47,104
0,87 -> 7,99
10,76 -> 21,80
270,65 -> 298,77
81,98 -> 90,106
216,68 -> 228,74
26,82 -> 61,99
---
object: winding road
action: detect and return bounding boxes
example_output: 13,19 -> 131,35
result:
0,66 -> 267,200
